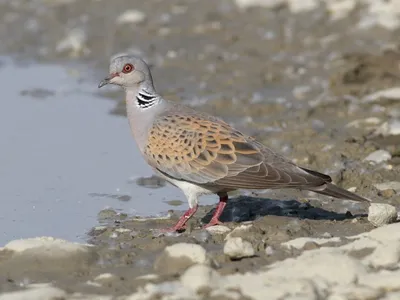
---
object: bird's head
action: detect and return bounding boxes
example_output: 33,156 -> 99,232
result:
98,55 -> 152,89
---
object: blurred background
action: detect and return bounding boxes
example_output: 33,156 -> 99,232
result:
0,0 -> 399,245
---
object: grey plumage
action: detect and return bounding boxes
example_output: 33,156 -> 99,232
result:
98,54 -> 370,231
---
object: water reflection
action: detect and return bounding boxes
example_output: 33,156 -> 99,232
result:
0,58 -> 215,245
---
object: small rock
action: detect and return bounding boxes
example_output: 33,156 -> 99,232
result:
154,243 -> 209,274
328,285 -> 383,300
0,237 -> 98,275
303,241 -> 320,250
205,225 -> 231,235
359,270 -> 400,290
94,273 -> 119,284
0,284 -> 66,300
2,237 -> 91,254
368,203 -> 398,227
266,248 -> 366,287
363,223 -> 400,243
234,0 -> 285,10
363,150 -> 392,164
326,0 -> 356,21
360,0 -> 400,29
321,232 -> 333,238
374,182 -> 400,193
180,264 -> 220,292
292,85 -> 311,99
114,228 -> 131,233
381,292 -> 400,300
379,189 -> 396,198
89,225 -> 107,236
116,10 -> 146,25
372,120 -> 400,137
311,119 -> 325,132
345,117 -> 381,129
287,0 -> 318,13
364,240 -> 400,268
282,236 -> 341,250
97,208 -> 118,221
135,274 -> 159,281
362,87 -> 400,103
224,237 -> 255,259
225,224 -> 253,240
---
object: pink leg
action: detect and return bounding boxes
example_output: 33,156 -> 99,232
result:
162,205 -> 198,232
203,193 -> 228,228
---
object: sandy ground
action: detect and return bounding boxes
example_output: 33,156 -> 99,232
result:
0,0 -> 400,299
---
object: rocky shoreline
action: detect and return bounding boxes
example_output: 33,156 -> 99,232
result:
2,220 -> 400,299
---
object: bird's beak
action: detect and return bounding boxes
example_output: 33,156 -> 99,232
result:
98,73 -> 118,88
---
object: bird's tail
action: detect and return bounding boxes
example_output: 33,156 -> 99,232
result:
312,183 -> 371,203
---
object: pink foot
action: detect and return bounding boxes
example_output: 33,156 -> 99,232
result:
202,193 -> 228,229
161,205 -> 198,233
202,218 -> 223,229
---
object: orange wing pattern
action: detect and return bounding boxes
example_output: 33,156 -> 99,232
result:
144,109 -> 327,190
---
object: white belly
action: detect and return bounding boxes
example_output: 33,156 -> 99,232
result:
156,172 -> 217,208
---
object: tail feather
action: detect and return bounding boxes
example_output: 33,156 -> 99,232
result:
313,183 -> 371,203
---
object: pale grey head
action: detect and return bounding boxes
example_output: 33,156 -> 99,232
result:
98,55 -> 154,90
98,54 -> 164,149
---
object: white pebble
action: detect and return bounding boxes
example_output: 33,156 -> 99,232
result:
180,264 -> 220,292
359,270 -> 400,290
292,85 -> 311,99
374,181 -> 400,193
205,225 -> 231,235
224,237 -> 255,259
287,0 -> 318,13
116,10 -> 146,25
94,273 -> 117,281
234,0 -> 285,10
326,0 -> 356,21
282,236 -> 341,250
347,187 -> 357,192
373,120 -> 400,137
363,150 -> 391,164
1,236 -> 91,254
164,243 -> 208,264
362,87 -> 400,103
0,285 -> 66,300
115,228 -> 131,233
345,117 -> 381,129
368,203 -> 398,227
166,50 -> 178,59
358,1 -> 400,30
364,240 -> 400,268
225,224 -> 253,240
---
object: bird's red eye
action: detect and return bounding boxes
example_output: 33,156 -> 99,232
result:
122,63 -> 134,73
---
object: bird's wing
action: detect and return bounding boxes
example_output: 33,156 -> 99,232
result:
144,110 -> 328,190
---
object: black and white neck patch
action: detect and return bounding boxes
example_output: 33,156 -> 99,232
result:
136,89 -> 157,109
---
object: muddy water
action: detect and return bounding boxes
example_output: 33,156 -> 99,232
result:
0,58 -> 216,245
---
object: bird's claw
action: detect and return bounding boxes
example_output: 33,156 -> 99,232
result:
202,219 -> 223,229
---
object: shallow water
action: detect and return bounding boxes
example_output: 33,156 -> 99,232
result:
0,57 -> 216,245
